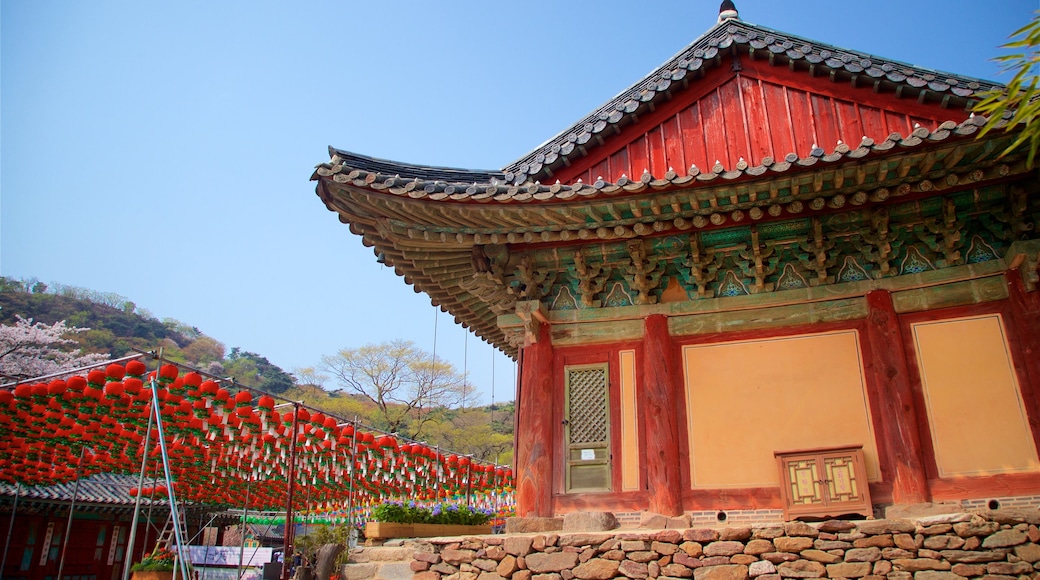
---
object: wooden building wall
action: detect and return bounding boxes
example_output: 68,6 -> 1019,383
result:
518,272 -> 1040,518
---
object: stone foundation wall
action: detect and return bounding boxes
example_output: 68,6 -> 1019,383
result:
409,510 -> 1040,580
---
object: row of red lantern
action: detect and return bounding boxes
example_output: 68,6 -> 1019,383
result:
0,361 -> 513,511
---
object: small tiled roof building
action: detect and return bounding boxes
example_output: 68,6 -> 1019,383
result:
312,3 -> 1040,522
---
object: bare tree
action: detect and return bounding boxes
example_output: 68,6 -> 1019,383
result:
319,340 -> 466,438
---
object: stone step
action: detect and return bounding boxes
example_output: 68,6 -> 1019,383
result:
343,540 -> 433,580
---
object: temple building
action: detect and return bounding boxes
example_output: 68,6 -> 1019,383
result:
312,4 -> 1040,523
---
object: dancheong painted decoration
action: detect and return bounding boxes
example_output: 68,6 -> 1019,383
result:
313,3 -> 1040,522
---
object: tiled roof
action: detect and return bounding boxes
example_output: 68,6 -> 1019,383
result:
315,17 -> 1003,196
503,17 -> 1003,183
0,473 -> 237,522
315,115 -> 996,203
0,473 -> 154,506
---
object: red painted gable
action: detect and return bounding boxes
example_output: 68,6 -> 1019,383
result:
552,55 -> 972,186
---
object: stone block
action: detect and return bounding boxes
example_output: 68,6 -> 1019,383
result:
881,503 -> 964,521
629,552 -> 658,563
694,564 -> 750,580
507,518 -> 564,534
431,563 -> 459,575
504,537 -> 535,557
474,559 -> 500,572
761,553 -> 799,564
513,571 -> 532,580
749,561 -> 776,577
443,550 -> 478,565
653,530 -> 683,543
817,521 -> 857,534
921,535 -> 963,550
477,574 -> 507,580
984,509 -> 1040,526
720,528 -> 753,542
873,561 -> 892,575
1014,542 -> 1040,562
572,558 -> 621,580
825,562 -> 872,578
641,513 -> 670,530
412,561 -> 431,572
853,535 -> 893,548
890,559 -> 950,572
685,529 -> 721,543
563,512 -> 619,533
524,552 -> 579,574
981,529 -> 1027,548
783,523 -> 818,538
744,540 -> 774,555
800,550 -> 841,564
654,541 -> 680,555
375,561 -> 414,580
498,555 -> 519,577
952,521 -> 999,538
856,520 -> 915,536
985,561 -> 1035,576
949,564 -> 984,577
616,560 -> 649,579
704,541 -> 746,557
752,528 -> 785,540
892,534 -> 917,551
344,563 -> 378,580
559,534 -> 614,549
937,550 -> 1005,563
414,573 -> 440,580
673,553 -> 702,569
776,560 -> 825,578
681,542 -> 704,557
668,515 -> 694,530
844,548 -> 881,563
623,541 -> 652,552
814,540 -> 850,551
660,564 -> 694,578
908,572 -> 960,580
730,555 -> 757,566
772,537 -> 813,553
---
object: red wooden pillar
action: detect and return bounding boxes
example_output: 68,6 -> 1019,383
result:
515,322 -> 554,517
642,315 -> 684,516
1005,268 -> 1040,445
864,290 -> 929,504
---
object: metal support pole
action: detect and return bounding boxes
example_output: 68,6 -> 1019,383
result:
281,404 -> 300,580
237,478 -> 251,580
149,373 -> 191,578
57,446 -> 87,580
122,393 -> 156,580
1,482 -> 20,576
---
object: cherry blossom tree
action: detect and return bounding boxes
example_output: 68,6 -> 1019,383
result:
0,315 -> 108,382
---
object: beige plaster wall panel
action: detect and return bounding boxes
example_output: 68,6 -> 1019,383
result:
682,330 -> 879,488
619,350 -> 640,491
912,314 -> 1040,477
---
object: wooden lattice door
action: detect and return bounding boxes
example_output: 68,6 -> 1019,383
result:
565,365 -> 611,492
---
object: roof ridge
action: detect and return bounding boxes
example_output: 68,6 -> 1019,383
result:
500,19 -> 1005,183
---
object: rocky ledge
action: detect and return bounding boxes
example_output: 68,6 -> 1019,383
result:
408,510 -> 1040,580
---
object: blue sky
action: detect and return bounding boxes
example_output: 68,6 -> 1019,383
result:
2,0 -> 1036,404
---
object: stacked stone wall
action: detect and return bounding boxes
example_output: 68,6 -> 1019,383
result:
408,511 -> 1040,580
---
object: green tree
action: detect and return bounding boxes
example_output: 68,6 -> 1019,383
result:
319,340 -> 467,439
975,11 -> 1040,166
225,348 -> 294,394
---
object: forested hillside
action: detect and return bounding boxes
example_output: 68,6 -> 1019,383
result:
0,276 -> 514,463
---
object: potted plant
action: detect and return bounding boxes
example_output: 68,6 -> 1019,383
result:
365,501 -> 493,540
130,547 -> 182,580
